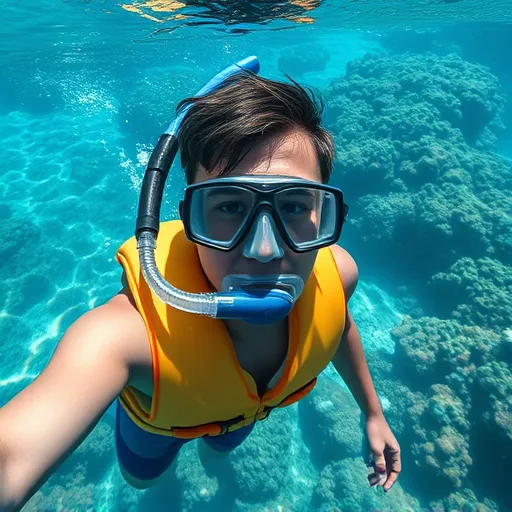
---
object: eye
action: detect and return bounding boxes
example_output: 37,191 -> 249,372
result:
218,202 -> 246,214
280,202 -> 309,215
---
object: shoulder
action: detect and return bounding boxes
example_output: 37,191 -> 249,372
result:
106,283 -> 153,383
328,244 -> 359,302
42,294 -> 150,395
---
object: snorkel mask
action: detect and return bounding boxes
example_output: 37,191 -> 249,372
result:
135,56 -> 348,324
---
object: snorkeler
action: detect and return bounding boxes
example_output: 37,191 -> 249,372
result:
0,56 -> 400,511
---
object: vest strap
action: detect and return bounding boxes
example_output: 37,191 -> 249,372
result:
167,378 -> 318,439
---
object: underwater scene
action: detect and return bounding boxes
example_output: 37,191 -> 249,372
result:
1,1 -> 511,511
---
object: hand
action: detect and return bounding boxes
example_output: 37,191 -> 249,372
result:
365,413 -> 401,492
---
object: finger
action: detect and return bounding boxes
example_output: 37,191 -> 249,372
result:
373,451 -> 387,474
384,470 -> 399,492
385,445 -> 402,475
368,457 -> 387,487
384,446 -> 401,491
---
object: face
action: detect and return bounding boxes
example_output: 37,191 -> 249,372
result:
191,128 -> 322,292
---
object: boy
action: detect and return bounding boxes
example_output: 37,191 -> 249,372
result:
0,63 -> 400,512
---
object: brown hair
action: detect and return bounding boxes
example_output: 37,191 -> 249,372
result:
175,70 -> 335,184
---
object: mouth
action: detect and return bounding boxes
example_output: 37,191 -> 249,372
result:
221,273 -> 304,299
242,282 -> 276,291
233,280 -> 277,292
239,281 -> 296,296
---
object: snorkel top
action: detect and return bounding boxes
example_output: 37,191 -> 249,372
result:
135,56 -> 305,325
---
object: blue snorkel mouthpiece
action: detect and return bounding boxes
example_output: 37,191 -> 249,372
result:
217,290 -> 293,324
218,274 -> 304,324
135,56 -> 303,324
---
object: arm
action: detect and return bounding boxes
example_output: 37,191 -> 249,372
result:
0,302 -> 134,511
329,245 -> 401,492
329,245 -> 381,416
331,310 -> 383,418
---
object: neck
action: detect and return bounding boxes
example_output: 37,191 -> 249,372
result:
224,317 -> 288,344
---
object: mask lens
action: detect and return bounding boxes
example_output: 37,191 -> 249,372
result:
190,186 -> 256,247
276,187 -> 338,248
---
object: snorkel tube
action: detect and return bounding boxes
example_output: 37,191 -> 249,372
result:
135,56 -> 303,325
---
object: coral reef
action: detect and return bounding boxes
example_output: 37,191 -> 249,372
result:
406,384 -> 472,492
325,53 -> 511,284
230,408 -> 294,503
389,316 -> 511,501
311,457 -> 420,511
429,257 -> 512,328
430,488 -> 499,512
392,316 -> 503,394
299,377 -> 364,467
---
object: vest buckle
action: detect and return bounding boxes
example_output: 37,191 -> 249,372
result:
258,406 -> 274,421
217,414 -> 246,435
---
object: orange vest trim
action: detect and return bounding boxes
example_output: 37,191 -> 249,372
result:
116,220 -> 345,438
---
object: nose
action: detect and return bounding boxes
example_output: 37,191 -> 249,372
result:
242,211 -> 284,263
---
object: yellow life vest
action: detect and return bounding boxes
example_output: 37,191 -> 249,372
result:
116,220 -> 346,439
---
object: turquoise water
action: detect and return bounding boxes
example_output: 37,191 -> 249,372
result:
1,2 -> 511,511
